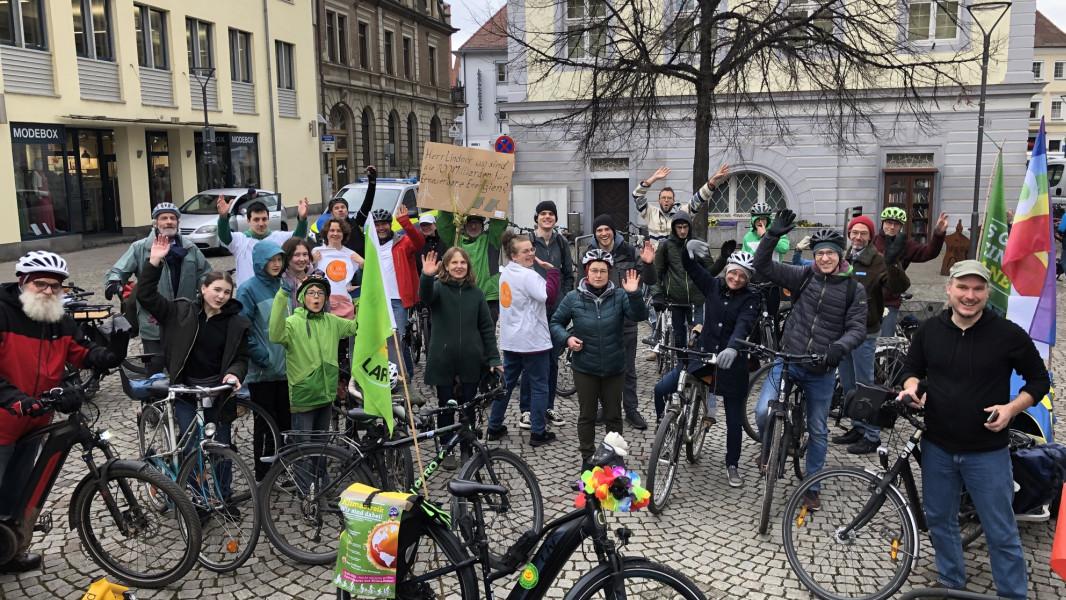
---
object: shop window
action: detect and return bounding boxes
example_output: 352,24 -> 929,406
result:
11,124 -> 70,238
134,4 -> 167,69
708,173 -> 787,215
72,0 -> 114,60
883,168 -> 935,244
194,131 -> 261,190
146,131 -> 171,209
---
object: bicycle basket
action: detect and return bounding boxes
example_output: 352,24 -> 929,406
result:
841,383 -> 898,429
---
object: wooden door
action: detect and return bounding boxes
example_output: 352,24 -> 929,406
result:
592,178 -> 630,232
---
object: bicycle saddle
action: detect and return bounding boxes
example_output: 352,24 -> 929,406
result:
447,479 -> 508,499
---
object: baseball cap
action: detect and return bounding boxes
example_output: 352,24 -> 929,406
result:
948,260 -> 990,281
418,214 -> 436,225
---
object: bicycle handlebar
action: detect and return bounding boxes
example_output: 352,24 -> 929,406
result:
733,339 -> 823,364
651,344 -> 718,364
163,383 -> 235,397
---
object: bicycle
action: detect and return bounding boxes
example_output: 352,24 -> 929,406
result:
645,300 -> 699,375
645,345 -> 717,514
383,437 -> 707,600
404,302 -> 431,365
0,370 -> 202,588
258,385 -> 543,566
748,282 -> 782,352
555,326 -> 577,398
136,379 -> 262,572
61,284 -> 115,400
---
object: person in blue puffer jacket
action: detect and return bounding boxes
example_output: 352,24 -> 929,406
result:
550,248 -> 647,468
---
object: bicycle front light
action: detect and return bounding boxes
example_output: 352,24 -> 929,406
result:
98,429 -> 112,443
204,422 -> 217,439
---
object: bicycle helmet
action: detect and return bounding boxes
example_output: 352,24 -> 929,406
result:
810,228 -> 846,256
581,248 -> 614,268
327,197 -> 349,212
16,251 -> 69,280
725,250 -> 755,275
296,269 -> 330,304
389,362 -> 400,391
371,208 -> 393,223
151,202 -> 180,219
880,206 -> 907,224
750,201 -> 773,217
478,367 -> 505,399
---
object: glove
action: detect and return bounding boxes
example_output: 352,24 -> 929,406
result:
53,387 -> 86,414
884,232 -> 908,266
10,397 -> 48,417
366,166 -> 377,182
719,239 -> 738,261
716,348 -> 738,369
108,327 -> 130,361
822,344 -> 846,369
104,281 -> 123,301
686,239 -> 710,260
650,293 -> 667,310
796,235 -> 812,251
768,209 -> 797,238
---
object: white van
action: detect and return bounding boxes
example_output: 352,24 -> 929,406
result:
1049,157 -> 1065,220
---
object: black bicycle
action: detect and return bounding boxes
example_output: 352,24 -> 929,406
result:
61,284 -> 116,399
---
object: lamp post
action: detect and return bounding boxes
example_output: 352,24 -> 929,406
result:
190,66 -> 218,187
963,1 -> 1012,259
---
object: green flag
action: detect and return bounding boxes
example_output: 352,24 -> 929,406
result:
351,224 -> 395,434
977,148 -> 1010,314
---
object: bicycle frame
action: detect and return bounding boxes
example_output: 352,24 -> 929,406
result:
761,367 -> 806,474
841,418 -> 928,537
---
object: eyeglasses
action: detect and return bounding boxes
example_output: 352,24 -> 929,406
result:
814,250 -> 838,258
304,289 -> 326,298
587,268 -> 610,275
29,280 -> 62,292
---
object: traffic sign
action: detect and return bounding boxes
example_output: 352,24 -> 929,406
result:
495,135 -> 515,154
321,134 -> 335,142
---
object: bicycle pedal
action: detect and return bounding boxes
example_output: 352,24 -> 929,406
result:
34,512 -> 53,534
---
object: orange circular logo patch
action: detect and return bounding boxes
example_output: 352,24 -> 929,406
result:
500,282 -> 512,307
326,260 -> 347,282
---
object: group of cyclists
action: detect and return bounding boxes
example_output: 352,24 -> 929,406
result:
0,160 -> 1053,600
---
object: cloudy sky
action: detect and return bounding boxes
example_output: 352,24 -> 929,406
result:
450,1 -> 1066,54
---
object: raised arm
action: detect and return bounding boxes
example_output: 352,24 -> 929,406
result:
353,166 -> 377,229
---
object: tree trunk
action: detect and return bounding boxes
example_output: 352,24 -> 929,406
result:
691,85 -> 713,241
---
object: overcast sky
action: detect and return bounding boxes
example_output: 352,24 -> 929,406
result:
450,1 -> 1066,56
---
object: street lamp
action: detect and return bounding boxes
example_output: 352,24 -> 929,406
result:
963,1 -> 1012,259
190,66 -> 218,187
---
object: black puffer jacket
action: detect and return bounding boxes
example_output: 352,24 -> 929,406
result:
753,231 -> 867,371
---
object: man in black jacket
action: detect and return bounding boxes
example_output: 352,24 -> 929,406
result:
898,260 -> 1049,600
415,214 -> 447,276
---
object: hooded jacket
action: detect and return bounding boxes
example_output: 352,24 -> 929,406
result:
900,308 -> 1050,453
872,230 -> 946,308
419,272 -> 501,386
654,210 -> 725,306
742,214 -> 790,261
632,180 -> 716,248
236,240 -> 287,383
847,242 -> 911,334
549,280 -> 648,377
0,283 -> 127,444
218,214 -> 308,288
268,283 -> 358,412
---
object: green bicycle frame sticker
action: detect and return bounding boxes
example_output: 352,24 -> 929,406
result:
519,563 -> 539,589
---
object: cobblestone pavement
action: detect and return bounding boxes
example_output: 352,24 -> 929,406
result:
1,245 -> 1064,599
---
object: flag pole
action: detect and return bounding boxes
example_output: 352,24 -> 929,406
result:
391,330 -> 430,500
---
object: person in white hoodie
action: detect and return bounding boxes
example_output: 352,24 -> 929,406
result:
488,232 -> 561,447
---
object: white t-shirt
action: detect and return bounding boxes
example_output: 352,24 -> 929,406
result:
498,261 -> 551,353
378,239 -> 400,302
224,230 -> 295,288
316,246 -> 358,297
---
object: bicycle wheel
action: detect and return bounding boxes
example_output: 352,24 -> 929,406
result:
375,425 -> 415,492
419,308 -> 432,362
647,408 -> 682,514
259,443 -> 375,564
758,413 -> 785,535
409,317 -> 423,365
566,557 -> 707,600
791,401 -> 809,481
72,463 -> 202,588
959,487 -> 984,548
452,448 -> 543,561
230,397 -> 282,482
176,444 -> 261,572
556,347 -> 577,397
781,467 -> 918,600
686,384 -> 710,463
137,402 -> 175,512
743,363 -> 774,441
394,518 -> 477,600
657,320 -> 674,375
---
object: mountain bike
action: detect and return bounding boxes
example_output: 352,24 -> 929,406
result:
379,438 -> 707,600
645,301 -> 700,375
136,379 -> 261,572
405,302 -> 431,365
258,385 -> 542,566
646,344 -> 716,514
0,371 -> 202,588
748,282 -> 781,352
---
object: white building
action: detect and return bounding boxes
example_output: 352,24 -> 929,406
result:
452,6 -> 509,150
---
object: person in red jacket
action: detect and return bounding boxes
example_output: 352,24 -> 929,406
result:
370,204 -> 424,376
0,252 -> 128,573
873,206 -> 948,336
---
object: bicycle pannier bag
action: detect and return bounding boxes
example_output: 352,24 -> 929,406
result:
841,382 -> 897,428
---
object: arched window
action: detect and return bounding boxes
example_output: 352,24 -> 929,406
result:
708,172 -> 787,215
360,107 -> 374,169
429,116 -> 441,143
406,112 -> 417,163
387,111 -> 400,167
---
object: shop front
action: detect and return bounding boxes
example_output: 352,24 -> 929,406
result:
193,131 -> 262,190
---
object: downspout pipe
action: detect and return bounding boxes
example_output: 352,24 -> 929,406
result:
263,0 -> 280,191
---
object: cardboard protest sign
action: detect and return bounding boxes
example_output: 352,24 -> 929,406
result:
418,142 -> 514,220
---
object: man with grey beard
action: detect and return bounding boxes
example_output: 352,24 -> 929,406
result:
0,252 -> 129,573
104,202 -> 211,374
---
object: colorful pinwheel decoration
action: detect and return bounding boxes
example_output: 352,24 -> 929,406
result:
574,465 -> 651,512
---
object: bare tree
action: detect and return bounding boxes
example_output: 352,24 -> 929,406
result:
505,0 -> 995,232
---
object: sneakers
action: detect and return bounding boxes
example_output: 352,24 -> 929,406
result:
644,352 -> 657,362
530,431 -> 557,447
847,438 -> 880,455
802,490 -> 821,511
487,425 -> 508,441
832,428 -> 862,445
0,552 -> 41,573
546,409 -> 567,427
518,412 -> 531,429
625,412 -> 648,430
726,465 -> 743,488
441,454 -> 457,471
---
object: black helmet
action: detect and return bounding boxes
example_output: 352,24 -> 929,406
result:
371,208 -> 393,223
810,229 -> 846,255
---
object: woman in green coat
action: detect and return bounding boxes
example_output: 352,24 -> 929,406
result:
419,247 -> 502,468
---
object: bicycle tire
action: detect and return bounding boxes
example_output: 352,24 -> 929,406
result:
72,463 -> 202,588
791,401 -> 809,481
556,347 -> 577,397
375,425 -> 415,493
686,383 -> 710,463
176,444 -> 261,572
259,443 -> 376,564
657,320 -> 674,375
647,408 -> 682,514
743,363 -> 774,442
137,403 -> 176,512
230,397 -> 282,483
759,413 -> 786,535
393,517 -> 478,600
418,308 -> 432,365
565,557 -> 707,600
781,467 -> 918,600
452,447 -> 543,561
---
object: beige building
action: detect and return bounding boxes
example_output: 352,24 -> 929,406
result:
0,0 -> 319,257
1032,10 -> 1066,153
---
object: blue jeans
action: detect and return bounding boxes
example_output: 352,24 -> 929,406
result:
671,305 -> 704,350
921,440 -> 1027,600
521,344 -> 558,414
839,336 -> 879,442
289,404 -> 332,443
754,359 -> 835,483
0,438 -> 42,521
174,399 -> 233,499
494,350 -> 550,435
880,306 -> 899,338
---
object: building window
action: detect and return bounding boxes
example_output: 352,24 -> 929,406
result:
134,4 -> 167,69
672,0 -> 699,54
0,0 -> 47,50
430,116 -> 441,143
428,46 -> 437,85
326,10 -> 347,64
186,18 -> 213,69
229,29 -> 252,83
565,0 -> 607,59
402,36 -> 411,78
72,0 -> 114,60
1033,61 -> 1045,81
1053,100 -> 1064,121
496,62 -> 507,83
387,112 -> 399,167
358,22 -> 369,69
384,30 -> 394,75
406,112 -> 417,162
907,1 -> 959,42
785,0 -> 835,45
708,173 -> 787,215
1055,60 -> 1066,80
1031,100 -> 1043,120
337,14 -> 347,65
276,41 -> 294,89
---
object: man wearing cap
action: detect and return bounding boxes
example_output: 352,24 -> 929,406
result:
898,260 -> 1049,600
217,189 -> 309,287
105,202 -> 211,375
415,213 -> 447,277
874,208 -> 948,336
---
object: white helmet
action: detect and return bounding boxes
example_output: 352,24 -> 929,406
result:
15,251 -> 69,280
726,250 -> 755,272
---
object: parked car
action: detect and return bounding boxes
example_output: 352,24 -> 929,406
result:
1048,157 -> 1065,220
312,178 -> 420,241
178,188 -> 286,251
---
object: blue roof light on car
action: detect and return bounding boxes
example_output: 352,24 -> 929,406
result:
353,178 -> 419,184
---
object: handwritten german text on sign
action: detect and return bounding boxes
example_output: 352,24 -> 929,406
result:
418,142 -> 514,220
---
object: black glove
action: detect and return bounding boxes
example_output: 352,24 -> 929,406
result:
822,344 -> 846,369
768,209 -> 797,238
9,396 -> 48,417
53,387 -> 86,414
651,293 -> 667,310
104,281 -> 123,301
366,165 -> 377,182
108,327 -> 130,361
720,239 -> 738,261
884,232 -> 908,266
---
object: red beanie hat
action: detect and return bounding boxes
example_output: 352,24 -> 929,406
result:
847,215 -> 875,236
